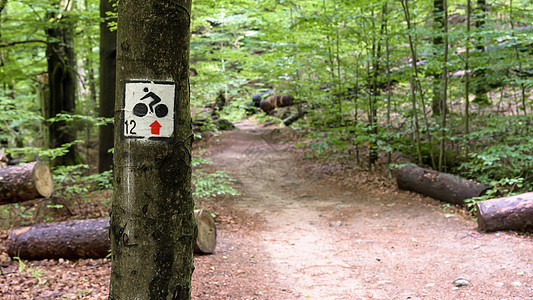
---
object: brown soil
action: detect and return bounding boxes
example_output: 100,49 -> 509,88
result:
1,120 -> 533,299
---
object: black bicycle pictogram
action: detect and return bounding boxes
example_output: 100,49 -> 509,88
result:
133,87 -> 168,118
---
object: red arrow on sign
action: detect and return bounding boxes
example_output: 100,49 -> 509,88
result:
150,120 -> 162,135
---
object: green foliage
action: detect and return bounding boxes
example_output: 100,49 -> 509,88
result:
53,165 -> 113,202
0,203 -> 35,226
13,257 -> 47,285
0,0 -> 530,228
192,157 -> 239,199
465,177 -> 525,213
7,140 -> 83,162
457,115 -> 533,191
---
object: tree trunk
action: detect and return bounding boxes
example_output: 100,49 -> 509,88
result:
384,3 -> 392,172
473,0 -> 489,104
110,1 -> 195,299
400,0 -> 423,166
98,0 -> 117,172
476,192 -> 533,233
397,164 -> 490,205
401,0 -> 436,169
368,4 -> 385,169
0,162 -> 53,205
44,2 -> 79,166
465,0 -> 471,135
6,210 -> 216,260
431,0 -> 444,116
438,0 -> 448,171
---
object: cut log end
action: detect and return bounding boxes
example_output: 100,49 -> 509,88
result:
33,162 -> 53,198
194,209 -> 217,254
0,161 -> 54,205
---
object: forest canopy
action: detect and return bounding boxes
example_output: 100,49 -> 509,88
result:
0,0 -> 531,215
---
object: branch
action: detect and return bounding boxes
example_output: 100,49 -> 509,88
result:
0,39 -> 48,48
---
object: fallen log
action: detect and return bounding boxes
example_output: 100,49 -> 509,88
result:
260,94 -> 294,114
6,218 -> 109,260
283,113 -> 301,126
283,108 -> 307,126
6,210 -> 217,260
251,89 -> 273,107
0,161 -> 53,205
476,192 -> 533,233
397,165 -> 490,206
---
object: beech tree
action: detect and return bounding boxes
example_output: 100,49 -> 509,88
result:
98,0 -> 116,172
44,0 -> 78,166
432,0 -> 444,115
0,0 -> 530,228
109,0 -> 195,299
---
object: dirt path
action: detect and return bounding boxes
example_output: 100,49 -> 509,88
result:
199,121 -> 533,299
1,121 -> 532,299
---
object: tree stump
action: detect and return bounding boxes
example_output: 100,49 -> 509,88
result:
476,192 -> 533,233
6,210 -> 217,260
0,161 -> 53,205
194,209 -> 217,254
397,164 -> 490,205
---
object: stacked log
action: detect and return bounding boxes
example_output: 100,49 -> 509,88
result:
260,94 -> 294,114
251,89 -> 273,107
397,165 -> 490,205
6,210 -> 217,260
476,192 -> 533,233
0,161 -> 53,205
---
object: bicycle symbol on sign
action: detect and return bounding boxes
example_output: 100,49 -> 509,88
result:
133,87 -> 169,118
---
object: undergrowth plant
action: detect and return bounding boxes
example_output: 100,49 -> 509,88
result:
192,157 -> 239,201
53,165 -> 113,204
13,257 -> 47,286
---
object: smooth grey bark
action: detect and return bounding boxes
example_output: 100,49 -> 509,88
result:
98,0 -> 117,172
109,1 -> 195,299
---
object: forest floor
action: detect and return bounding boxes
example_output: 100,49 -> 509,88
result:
1,119 -> 533,299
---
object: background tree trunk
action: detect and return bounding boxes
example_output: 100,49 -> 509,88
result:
473,0 -> 489,104
465,0 -> 471,134
432,0 -> 444,115
109,1 -> 195,299
401,0 -> 423,166
438,0 -> 448,171
98,0 -> 117,172
44,1 -> 78,166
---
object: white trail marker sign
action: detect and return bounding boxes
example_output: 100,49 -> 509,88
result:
123,80 -> 175,139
